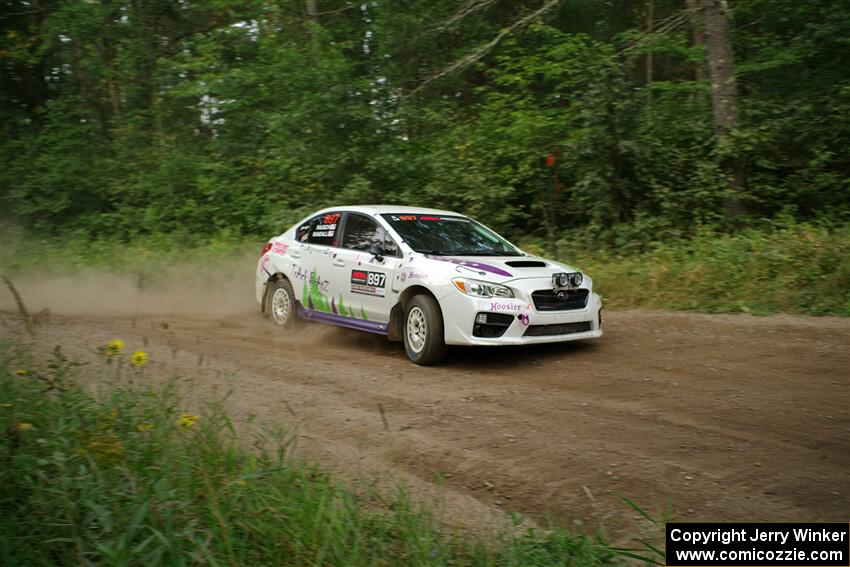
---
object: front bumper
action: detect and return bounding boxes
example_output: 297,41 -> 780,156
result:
440,284 -> 603,346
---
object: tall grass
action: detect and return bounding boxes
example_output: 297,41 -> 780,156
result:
0,225 -> 254,275
524,223 -> 850,316
7,222 -> 844,316
0,341 -> 648,566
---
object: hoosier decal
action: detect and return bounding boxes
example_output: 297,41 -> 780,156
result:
350,269 -> 386,297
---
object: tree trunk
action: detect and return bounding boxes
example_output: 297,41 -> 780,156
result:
699,0 -> 746,219
306,0 -> 319,22
645,0 -> 654,92
701,0 -> 738,136
686,0 -> 705,83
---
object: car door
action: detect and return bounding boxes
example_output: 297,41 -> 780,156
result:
333,212 -> 401,323
293,211 -> 343,314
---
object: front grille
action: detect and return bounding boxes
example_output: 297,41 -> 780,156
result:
523,321 -> 591,337
531,289 -> 589,311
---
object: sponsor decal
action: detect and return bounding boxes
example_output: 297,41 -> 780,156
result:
311,225 -> 336,238
489,302 -> 524,312
293,265 -> 328,292
301,269 -> 330,312
519,314 -> 530,326
350,269 -> 386,297
299,271 -> 371,320
391,214 -> 466,222
426,255 -> 513,277
271,242 -> 289,256
311,214 -> 341,239
400,271 -> 427,283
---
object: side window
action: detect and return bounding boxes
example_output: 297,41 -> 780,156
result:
382,232 -> 400,257
298,212 -> 341,246
296,218 -> 313,243
342,213 -> 400,256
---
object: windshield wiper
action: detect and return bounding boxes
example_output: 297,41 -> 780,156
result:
418,249 -> 448,255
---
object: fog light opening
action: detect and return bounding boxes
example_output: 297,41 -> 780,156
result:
472,312 -> 514,338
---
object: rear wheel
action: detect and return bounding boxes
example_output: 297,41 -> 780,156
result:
267,279 -> 298,329
404,294 -> 447,365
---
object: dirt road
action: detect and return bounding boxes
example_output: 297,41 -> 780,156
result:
3,294 -> 847,539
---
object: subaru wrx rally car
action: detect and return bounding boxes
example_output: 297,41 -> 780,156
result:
256,206 -> 602,365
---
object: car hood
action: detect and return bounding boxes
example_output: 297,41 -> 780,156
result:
420,254 -> 578,284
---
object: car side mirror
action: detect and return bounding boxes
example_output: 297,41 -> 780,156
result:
369,241 -> 385,262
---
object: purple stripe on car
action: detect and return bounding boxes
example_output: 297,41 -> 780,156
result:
296,306 -> 388,335
425,255 -> 512,277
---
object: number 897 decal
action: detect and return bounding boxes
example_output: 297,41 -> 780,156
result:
350,270 -> 386,297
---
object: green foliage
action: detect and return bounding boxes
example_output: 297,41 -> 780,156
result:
564,222 -> 850,316
0,224 -> 253,275
1,0 -> 848,285
5,219 -> 847,317
0,341 -> 636,566
0,0 -> 850,313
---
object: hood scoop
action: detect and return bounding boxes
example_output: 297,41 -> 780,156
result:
505,260 -> 548,268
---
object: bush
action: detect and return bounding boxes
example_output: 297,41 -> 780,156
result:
565,223 -> 850,316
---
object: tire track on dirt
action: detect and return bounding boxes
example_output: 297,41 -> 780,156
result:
2,308 -> 848,539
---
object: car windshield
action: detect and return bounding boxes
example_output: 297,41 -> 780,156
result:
381,214 -> 522,256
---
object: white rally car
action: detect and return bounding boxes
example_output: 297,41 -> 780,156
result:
256,206 -> 602,365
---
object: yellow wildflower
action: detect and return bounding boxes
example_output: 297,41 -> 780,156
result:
15,422 -> 33,431
0,403 -> 12,408
130,351 -> 148,367
176,412 -> 199,428
137,422 -> 154,432
236,479 -> 247,486
13,369 -> 30,376
106,339 -> 124,356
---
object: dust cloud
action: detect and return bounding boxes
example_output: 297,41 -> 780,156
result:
1,253 -> 260,318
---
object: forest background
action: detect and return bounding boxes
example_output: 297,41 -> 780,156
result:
2,0 -> 848,314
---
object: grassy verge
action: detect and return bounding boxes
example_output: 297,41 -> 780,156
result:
0,341 -> 651,566
0,225 -> 256,275
4,222 -> 845,316
542,223 -> 850,316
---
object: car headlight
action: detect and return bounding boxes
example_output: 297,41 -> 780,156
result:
553,272 -> 583,289
452,278 -> 514,298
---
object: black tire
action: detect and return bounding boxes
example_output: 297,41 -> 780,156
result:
266,279 -> 299,329
403,294 -> 447,365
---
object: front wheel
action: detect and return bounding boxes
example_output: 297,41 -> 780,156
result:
266,279 -> 298,329
403,294 -> 447,365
